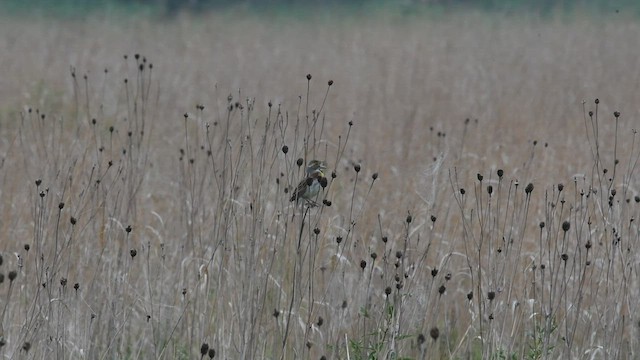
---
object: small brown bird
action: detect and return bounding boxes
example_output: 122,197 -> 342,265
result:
290,160 -> 327,205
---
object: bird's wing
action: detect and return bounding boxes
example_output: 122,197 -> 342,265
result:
290,177 -> 311,202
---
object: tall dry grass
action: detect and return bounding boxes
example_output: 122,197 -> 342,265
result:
0,8 -> 639,359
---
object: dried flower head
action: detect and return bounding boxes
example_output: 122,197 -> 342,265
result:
525,183 -> 534,194
430,327 -> 440,340
200,343 -> 209,356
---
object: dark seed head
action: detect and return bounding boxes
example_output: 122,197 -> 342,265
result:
328,80 -> 334,86
417,333 -> 426,345
487,185 -> 493,195
525,183 -> 534,194
431,268 -> 438,277
562,221 -> 570,232
561,253 -> 568,261
614,111 -> 620,118
200,343 -> 209,356
385,286 -> 392,296
438,285 -> 446,295
467,291 -> 473,300
130,249 -> 137,258
372,172 -> 378,180
281,145 -> 288,154
558,183 -> 564,192
306,74 -> 312,80
360,260 -> 366,270
488,291 -> 496,300
354,164 -> 361,173
595,98 -> 599,104
430,327 -> 440,340
297,158 -> 303,167
8,271 -> 17,282
497,169 -> 503,178
477,173 -> 483,182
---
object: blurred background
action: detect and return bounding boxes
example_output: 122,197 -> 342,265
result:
1,0 -> 637,17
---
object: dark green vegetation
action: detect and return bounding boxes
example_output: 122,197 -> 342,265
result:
2,0 -> 638,18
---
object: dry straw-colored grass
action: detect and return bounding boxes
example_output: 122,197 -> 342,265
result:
0,8 -> 639,359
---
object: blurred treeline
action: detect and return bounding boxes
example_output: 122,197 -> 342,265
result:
1,0 -> 636,17
92,0 -> 638,13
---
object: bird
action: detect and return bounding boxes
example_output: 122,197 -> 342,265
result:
290,160 -> 328,205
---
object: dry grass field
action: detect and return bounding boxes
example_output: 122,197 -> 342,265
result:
0,7 -> 639,359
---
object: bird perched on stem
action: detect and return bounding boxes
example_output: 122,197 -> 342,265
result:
290,160 -> 328,206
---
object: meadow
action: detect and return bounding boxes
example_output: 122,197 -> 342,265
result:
0,6 -> 639,359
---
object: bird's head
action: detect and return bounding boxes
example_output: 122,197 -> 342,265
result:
309,169 -> 325,178
306,160 -> 328,175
